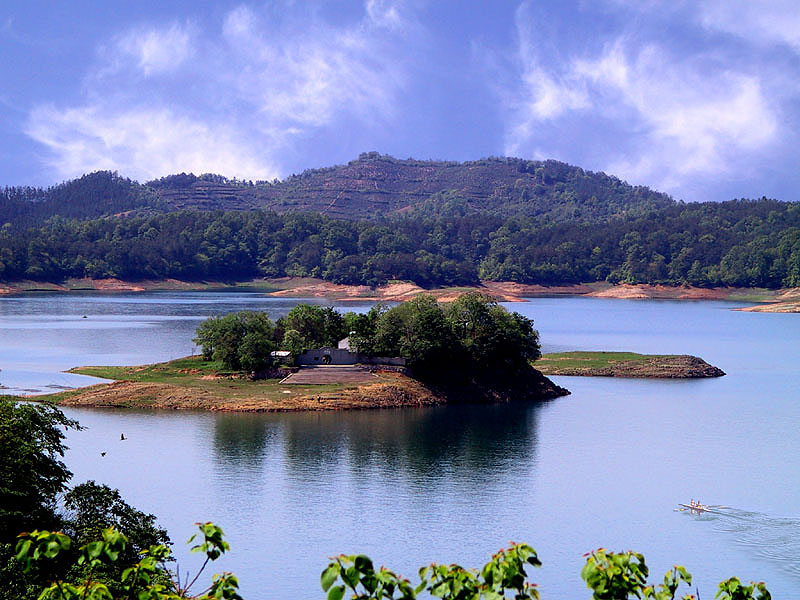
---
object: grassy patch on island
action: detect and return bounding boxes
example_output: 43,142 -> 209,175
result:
535,351 -> 725,379
64,356 -> 354,405
535,351 -> 664,373
36,356 -> 356,410
16,355 -> 444,412
69,356 -> 227,383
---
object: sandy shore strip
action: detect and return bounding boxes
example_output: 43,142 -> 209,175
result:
0,277 -> 796,309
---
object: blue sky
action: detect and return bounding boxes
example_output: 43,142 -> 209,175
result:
1,1 -> 799,202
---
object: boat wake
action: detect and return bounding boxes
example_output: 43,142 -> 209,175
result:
682,506 -> 800,577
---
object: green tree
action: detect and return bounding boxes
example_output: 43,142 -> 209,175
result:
0,401 -> 79,541
62,482 -> 172,596
280,304 -> 346,349
193,311 -> 276,371
445,292 -> 540,374
0,401 -> 79,599
282,329 -> 307,362
373,295 -> 461,381
343,304 -> 387,355
0,402 -> 172,600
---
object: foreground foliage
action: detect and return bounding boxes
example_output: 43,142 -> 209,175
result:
321,545 -> 770,600
16,522 -> 239,600
16,528 -> 771,600
0,400 -> 172,599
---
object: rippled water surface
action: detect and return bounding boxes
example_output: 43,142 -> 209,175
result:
1,292 -> 798,598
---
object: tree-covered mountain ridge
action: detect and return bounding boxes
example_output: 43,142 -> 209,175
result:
1,152 -> 674,227
1,153 -> 799,291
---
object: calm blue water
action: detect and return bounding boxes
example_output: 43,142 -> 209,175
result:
1,292 -> 798,598
0,292 -> 376,394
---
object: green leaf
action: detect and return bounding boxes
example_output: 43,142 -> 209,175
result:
104,547 -> 120,562
15,539 -> 32,561
86,541 -> 104,558
321,564 -> 340,592
45,540 -> 61,558
354,554 -> 374,572
327,584 -> 345,600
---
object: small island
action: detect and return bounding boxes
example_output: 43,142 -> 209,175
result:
535,351 -> 725,378
37,293 -> 569,412
49,357 -> 443,411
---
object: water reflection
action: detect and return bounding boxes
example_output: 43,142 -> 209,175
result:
212,402 -> 544,487
212,413 -> 281,465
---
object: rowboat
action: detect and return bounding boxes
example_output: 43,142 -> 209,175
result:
677,500 -> 728,514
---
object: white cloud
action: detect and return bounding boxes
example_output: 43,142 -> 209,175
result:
221,4 -> 404,130
365,0 -> 405,30
698,1 -> 800,51
575,42 -> 776,180
26,105 -> 279,182
115,23 -> 194,76
504,66 -> 589,155
502,10 -> 589,155
221,5 -> 255,43
608,0 -> 800,52
503,15 -> 780,193
25,1 -> 413,182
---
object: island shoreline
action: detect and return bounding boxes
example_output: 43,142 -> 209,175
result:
9,357 -> 568,413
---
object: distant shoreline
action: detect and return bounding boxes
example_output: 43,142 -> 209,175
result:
0,277 -> 798,312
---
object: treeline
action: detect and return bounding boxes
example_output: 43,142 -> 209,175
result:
194,295 -> 541,386
0,210 -> 487,286
481,198 -> 800,288
1,198 -> 799,288
0,171 -> 157,229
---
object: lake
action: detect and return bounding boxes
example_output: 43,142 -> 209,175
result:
1,291 -> 798,598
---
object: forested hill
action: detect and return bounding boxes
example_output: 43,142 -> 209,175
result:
1,198 -> 798,288
2,154 -> 798,290
1,153 -> 674,226
0,172 -> 159,228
